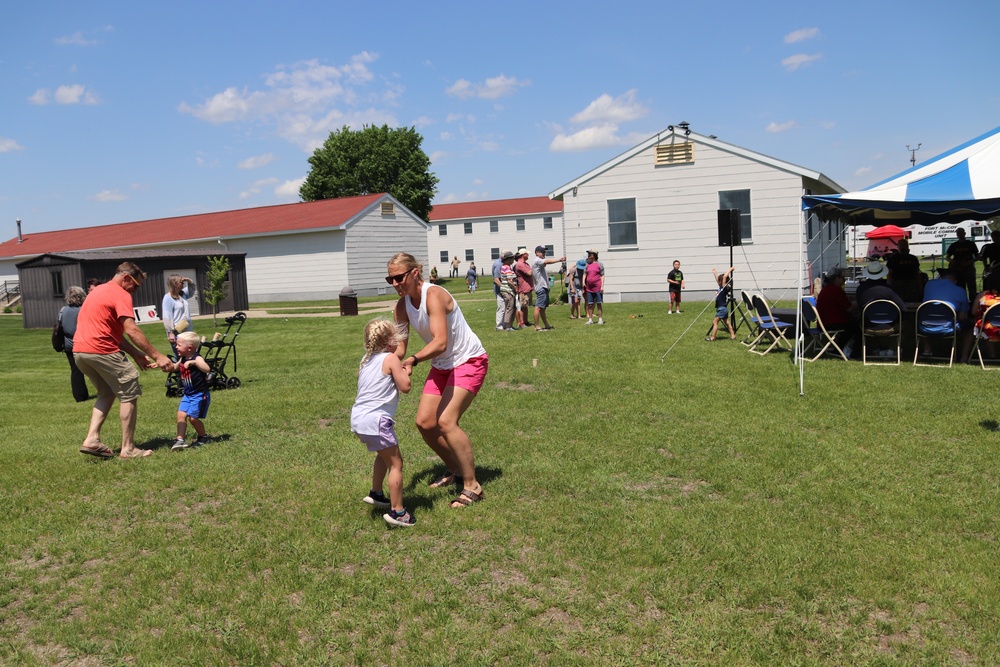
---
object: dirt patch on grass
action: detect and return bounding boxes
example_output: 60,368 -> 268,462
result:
495,382 -> 537,391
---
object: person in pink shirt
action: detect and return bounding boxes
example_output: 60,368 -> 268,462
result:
583,249 -> 605,325
513,248 -> 534,329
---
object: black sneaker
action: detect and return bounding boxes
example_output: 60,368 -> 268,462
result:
383,508 -> 416,527
363,490 -> 390,508
193,435 -> 212,447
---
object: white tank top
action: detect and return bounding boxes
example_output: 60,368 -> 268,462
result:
350,352 -> 399,435
405,282 -> 486,370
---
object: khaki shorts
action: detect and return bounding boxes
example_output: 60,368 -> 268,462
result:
74,351 -> 143,402
518,292 -> 533,309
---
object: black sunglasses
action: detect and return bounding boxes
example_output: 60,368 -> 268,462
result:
385,270 -> 411,285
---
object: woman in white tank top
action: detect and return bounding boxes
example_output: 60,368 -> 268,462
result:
386,252 -> 488,509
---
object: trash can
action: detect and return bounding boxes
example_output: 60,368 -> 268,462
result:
339,286 -> 359,316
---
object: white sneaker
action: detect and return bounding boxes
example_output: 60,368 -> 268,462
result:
585,319 -> 594,325
598,318 -> 604,325
667,311 -> 673,315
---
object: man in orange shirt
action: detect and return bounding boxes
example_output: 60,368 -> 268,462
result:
74,262 -> 173,459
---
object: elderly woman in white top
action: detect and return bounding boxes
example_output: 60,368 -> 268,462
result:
162,274 -> 193,358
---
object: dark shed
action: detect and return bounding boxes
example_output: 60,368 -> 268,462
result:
16,249 -> 248,329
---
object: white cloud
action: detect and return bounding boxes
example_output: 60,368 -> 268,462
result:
30,84 -> 99,105
89,189 -> 126,202
439,131 -> 454,141
179,54 -> 401,152
445,74 -> 529,100
55,31 -> 98,46
854,166 -> 873,177
570,90 -> 648,124
784,27 -> 820,44
239,177 -> 279,200
0,137 -> 24,152
549,91 -> 650,152
766,120 -> 796,133
429,150 -> 450,164
472,178 -> 484,185
238,153 -> 276,169
782,53 -> 822,71
550,124 -> 625,152
446,113 -> 474,124
412,115 -> 433,128
276,178 -> 305,198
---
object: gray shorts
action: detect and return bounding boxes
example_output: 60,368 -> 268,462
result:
535,288 -> 550,309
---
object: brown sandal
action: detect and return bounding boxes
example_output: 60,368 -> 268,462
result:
449,488 -> 484,508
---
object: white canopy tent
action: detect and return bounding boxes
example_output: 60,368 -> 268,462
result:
796,125 -> 1000,392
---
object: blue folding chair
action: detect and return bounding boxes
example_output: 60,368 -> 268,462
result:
862,299 -> 901,365
972,302 -> 1000,369
801,298 -> 848,361
914,300 -> 957,367
749,293 -> 793,355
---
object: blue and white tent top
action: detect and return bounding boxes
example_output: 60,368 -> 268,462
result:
803,125 -> 1000,226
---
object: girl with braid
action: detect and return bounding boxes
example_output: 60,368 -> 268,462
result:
350,318 -> 415,527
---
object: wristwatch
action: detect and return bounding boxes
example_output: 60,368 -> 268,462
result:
409,355 -> 419,366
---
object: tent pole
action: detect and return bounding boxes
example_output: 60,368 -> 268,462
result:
798,200 -> 806,396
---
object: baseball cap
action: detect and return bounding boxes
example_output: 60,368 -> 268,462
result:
516,248 -> 528,256
575,258 -> 587,270
534,245 -> 546,254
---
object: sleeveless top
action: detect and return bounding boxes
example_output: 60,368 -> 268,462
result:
350,352 -> 399,435
405,282 -> 486,370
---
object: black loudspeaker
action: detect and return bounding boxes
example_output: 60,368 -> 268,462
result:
717,209 -> 742,247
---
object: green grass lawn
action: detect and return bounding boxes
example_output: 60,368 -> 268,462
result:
2,297 -> 998,665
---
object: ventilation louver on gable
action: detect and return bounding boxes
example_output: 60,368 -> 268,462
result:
655,142 -> 694,165
381,202 -> 395,216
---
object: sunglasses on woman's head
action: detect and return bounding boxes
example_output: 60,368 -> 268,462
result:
385,270 -> 410,285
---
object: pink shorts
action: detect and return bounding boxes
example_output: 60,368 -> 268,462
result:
423,354 -> 489,396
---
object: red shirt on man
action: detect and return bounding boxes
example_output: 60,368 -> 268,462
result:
73,281 -> 136,354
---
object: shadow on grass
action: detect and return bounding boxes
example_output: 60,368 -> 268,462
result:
139,432 -> 235,451
406,464 -> 503,492
979,419 -> 999,432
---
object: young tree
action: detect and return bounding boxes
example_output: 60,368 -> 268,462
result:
203,256 -> 231,327
299,124 -> 438,221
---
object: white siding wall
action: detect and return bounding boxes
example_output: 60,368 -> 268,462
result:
565,141 -> 818,302
227,231 -> 348,302
427,213 -> 565,279
346,208 -> 430,296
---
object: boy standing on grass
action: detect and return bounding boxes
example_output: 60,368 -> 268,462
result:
351,318 -> 415,527
667,260 -> 685,314
170,332 -> 213,450
706,267 -> 736,341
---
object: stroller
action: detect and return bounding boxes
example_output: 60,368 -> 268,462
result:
166,312 -> 247,397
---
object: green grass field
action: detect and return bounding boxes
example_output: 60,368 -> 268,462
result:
2,296 -> 998,665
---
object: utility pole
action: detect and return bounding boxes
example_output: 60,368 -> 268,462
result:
906,143 -> 921,167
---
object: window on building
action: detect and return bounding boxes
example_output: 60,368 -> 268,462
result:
607,198 -> 638,247
465,249 -> 475,262
464,222 -> 473,235
516,218 -> 525,231
490,220 -> 499,233
439,224 -> 447,236
50,271 -> 63,297
491,247 -> 500,260
440,251 -> 449,263
543,216 -> 553,230
719,189 -> 752,241
545,244 -> 554,257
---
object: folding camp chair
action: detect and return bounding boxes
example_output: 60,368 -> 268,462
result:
801,298 -> 848,361
861,299 -> 902,365
914,300 -> 957,367
739,290 -> 769,347
749,293 -> 793,355
972,302 -> 1000,369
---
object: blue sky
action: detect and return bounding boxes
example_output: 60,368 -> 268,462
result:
3,1 -> 999,235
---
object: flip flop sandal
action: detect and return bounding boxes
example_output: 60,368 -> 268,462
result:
79,442 -> 115,459
428,472 -> 460,488
449,488 -> 484,508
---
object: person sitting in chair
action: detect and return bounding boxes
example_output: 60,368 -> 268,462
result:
816,267 -> 859,357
